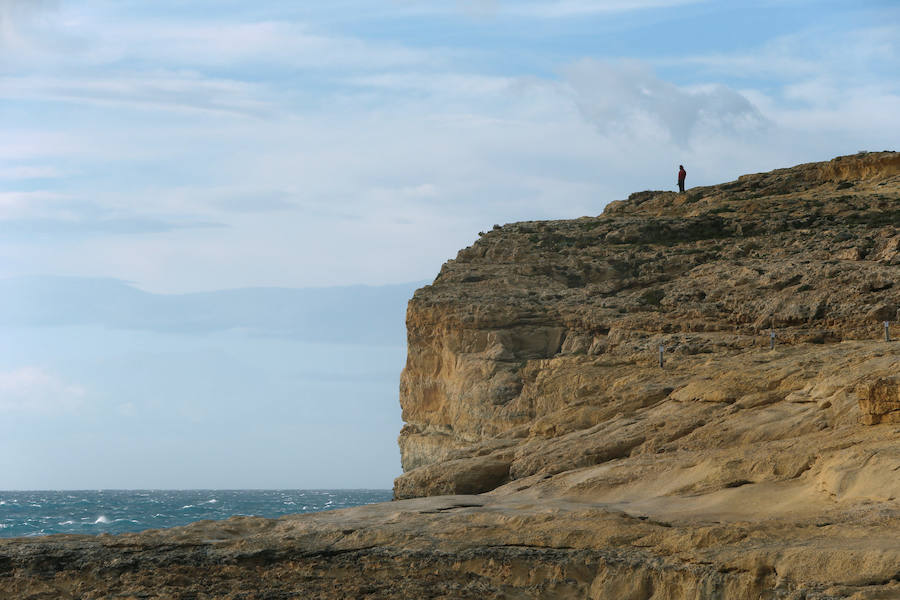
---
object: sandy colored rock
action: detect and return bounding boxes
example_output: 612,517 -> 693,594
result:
857,376 -> 900,424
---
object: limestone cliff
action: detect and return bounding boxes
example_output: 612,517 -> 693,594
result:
2,152 -> 899,599
396,151 -> 900,499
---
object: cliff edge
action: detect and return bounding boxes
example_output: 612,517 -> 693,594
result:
397,151 -> 900,499
2,152 -> 899,599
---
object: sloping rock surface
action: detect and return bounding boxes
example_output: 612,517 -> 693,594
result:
398,151 -> 900,494
2,152 -> 899,599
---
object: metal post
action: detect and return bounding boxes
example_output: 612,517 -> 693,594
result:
770,330 -> 776,350
886,321 -> 891,342
658,344 -> 664,368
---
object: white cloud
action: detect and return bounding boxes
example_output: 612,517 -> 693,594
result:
348,72 -> 516,96
116,402 -> 137,417
402,0 -> 706,18
0,130 -> 78,160
663,25 -> 899,84
0,366 -> 85,414
3,11 -> 431,73
109,21 -> 428,70
655,24 -> 900,149
0,0 -> 57,46
507,0 -> 707,17
0,190 -> 71,220
0,73 -> 278,118
0,165 -> 65,179
562,59 -> 766,145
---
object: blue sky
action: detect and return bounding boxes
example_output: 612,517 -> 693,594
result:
1,0 -> 898,488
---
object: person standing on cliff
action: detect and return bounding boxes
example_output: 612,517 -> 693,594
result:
677,165 -> 687,193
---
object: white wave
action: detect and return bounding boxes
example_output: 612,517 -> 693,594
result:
181,504 -> 195,509
58,520 -> 75,525
203,499 -> 218,504
93,516 -> 110,524
0,523 -> 9,528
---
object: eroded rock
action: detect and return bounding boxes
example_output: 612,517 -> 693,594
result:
858,376 -> 900,424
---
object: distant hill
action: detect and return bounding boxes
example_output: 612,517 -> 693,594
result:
0,277 -> 422,346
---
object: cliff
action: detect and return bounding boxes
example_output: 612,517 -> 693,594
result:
396,151 -> 900,497
1,152 -> 899,599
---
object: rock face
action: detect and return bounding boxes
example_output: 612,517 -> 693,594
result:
397,151 -> 900,498
2,152 -> 899,599
858,376 -> 900,424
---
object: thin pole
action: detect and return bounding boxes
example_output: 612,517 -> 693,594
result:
770,330 -> 776,350
886,321 -> 891,342
658,344 -> 664,368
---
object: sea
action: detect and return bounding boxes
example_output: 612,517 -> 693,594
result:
0,489 -> 392,538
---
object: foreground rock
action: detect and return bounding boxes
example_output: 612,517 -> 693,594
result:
3,493 -> 900,599
2,152 -> 899,599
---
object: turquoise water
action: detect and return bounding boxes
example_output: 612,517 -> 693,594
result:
0,489 -> 392,537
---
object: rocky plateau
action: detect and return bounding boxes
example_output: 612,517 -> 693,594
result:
2,151 -> 900,599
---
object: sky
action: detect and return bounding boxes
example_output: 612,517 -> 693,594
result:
0,0 -> 898,489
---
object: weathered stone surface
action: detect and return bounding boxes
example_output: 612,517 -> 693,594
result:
2,152 -> 900,598
3,493 -> 900,599
393,454 -> 512,499
398,151 -> 900,487
857,376 -> 900,424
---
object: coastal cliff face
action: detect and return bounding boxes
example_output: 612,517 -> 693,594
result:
2,152 -> 899,599
396,151 -> 900,499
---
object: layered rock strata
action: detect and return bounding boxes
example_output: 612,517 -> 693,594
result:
397,151 -> 900,498
1,152 -> 899,599
858,376 -> 900,424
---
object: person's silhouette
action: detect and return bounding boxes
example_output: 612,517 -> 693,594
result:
677,165 -> 687,193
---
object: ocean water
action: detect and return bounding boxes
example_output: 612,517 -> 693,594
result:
0,489 -> 392,538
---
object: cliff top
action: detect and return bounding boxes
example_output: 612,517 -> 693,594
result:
604,150 -> 900,218
413,151 -> 899,346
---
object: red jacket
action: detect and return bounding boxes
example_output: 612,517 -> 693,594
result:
678,167 -> 686,183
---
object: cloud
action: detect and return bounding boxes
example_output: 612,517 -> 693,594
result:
347,71 -> 517,99
0,190 -> 70,219
666,25 -> 900,84
0,191 -> 222,237
112,21 -> 427,70
0,366 -> 85,414
653,24 -> 900,147
0,131 -> 77,160
0,276 -> 417,345
0,217 -> 223,238
0,165 -> 65,180
211,191 -> 299,213
0,73 -> 278,118
563,59 -> 766,145
0,0 -> 57,42
4,12 -> 430,74
506,0 -> 707,18
403,0 -> 706,18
